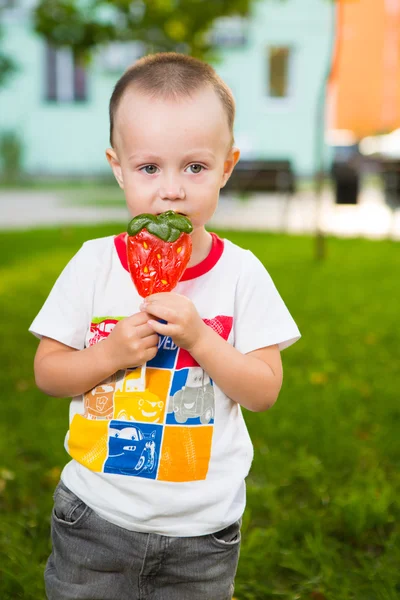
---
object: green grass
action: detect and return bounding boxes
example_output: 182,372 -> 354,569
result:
0,225 -> 399,599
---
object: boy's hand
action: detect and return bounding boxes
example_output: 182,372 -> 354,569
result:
140,293 -> 207,352
103,311 -> 159,370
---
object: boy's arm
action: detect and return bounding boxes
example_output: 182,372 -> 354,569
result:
142,293 -> 283,412
190,328 -> 282,412
34,311 -> 159,398
34,337 -> 120,398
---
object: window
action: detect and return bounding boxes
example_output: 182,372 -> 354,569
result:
267,46 -> 292,99
0,0 -> 17,8
208,16 -> 248,48
45,43 -> 87,102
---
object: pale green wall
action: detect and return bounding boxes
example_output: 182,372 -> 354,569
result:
0,0 -> 334,177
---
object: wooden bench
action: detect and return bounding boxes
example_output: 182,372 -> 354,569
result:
221,160 -> 296,194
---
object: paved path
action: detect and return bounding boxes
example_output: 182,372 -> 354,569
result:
1,187 -> 399,240
0,191 -> 131,229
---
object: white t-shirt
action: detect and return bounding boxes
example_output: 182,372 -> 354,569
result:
30,232 -> 300,536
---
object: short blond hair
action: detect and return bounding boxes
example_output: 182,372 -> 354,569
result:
109,52 -> 235,147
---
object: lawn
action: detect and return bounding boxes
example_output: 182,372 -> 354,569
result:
0,225 -> 399,600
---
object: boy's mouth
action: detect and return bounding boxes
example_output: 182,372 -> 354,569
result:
156,211 -> 187,217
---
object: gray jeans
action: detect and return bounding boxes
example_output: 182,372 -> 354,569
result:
45,480 -> 241,600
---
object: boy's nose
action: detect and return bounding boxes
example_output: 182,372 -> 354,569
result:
159,185 -> 186,201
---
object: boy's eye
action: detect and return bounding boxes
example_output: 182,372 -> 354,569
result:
186,164 -> 204,174
141,165 -> 158,175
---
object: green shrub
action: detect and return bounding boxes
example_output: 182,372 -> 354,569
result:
0,130 -> 24,183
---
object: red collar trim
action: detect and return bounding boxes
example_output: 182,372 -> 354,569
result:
114,232 -> 224,282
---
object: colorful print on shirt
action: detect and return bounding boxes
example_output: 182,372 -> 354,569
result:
68,315 -> 233,482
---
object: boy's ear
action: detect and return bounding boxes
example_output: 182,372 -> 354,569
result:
105,148 -> 124,189
220,147 -> 240,188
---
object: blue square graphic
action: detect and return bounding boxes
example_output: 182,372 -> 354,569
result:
170,368 -> 189,395
147,333 -> 179,369
104,421 -> 163,479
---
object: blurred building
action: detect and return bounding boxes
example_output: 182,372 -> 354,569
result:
0,0 -> 333,178
328,0 -> 400,141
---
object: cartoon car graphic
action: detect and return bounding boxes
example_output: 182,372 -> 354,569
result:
83,375 -> 116,420
113,369 -> 165,423
169,368 -> 215,424
89,318 -> 119,346
115,395 -> 164,423
106,426 -> 157,475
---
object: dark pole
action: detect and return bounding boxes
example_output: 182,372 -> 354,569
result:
314,0 -> 340,260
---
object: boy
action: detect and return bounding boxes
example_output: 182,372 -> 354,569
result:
30,52 -> 301,600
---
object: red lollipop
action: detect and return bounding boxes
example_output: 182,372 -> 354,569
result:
126,211 -> 193,297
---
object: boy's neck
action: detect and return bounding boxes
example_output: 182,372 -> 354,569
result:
187,227 -> 213,268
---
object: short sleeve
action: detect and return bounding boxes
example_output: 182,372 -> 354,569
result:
29,243 -> 94,350
234,250 -> 301,354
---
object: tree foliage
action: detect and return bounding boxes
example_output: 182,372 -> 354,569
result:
33,0 -> 255,61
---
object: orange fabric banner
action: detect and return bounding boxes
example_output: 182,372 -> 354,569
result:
329,0 -> 400,139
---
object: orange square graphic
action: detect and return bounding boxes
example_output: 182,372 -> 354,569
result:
68,414 -> 109,472
157,426 -> 213,482
113,368 -> 171,424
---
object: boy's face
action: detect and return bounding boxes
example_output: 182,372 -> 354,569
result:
106,85 -> 240,231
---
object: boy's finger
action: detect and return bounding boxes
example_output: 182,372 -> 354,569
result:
126,311 -> 152,325
144,302 -> 174,322
142,334 -> 160,349
147,319 -> 172,336
141,293 -> 181,311
143,346 -> 158,363
135,323 -> 157,338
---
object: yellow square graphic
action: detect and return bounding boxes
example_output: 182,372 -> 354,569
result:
68,414 -> 109,472
157,426 -> 213,482
113,368 -> 171,424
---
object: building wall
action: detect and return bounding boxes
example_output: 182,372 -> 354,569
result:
0,0 -> 334,177
1,5 -> 116,176
217,0 -> 334,175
